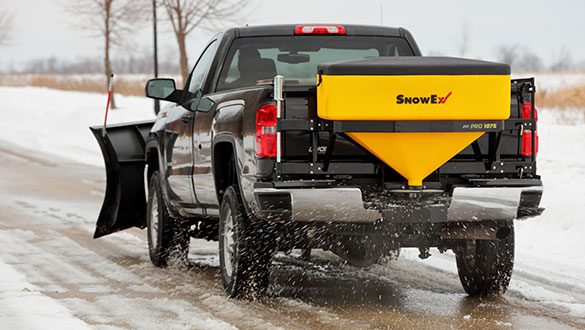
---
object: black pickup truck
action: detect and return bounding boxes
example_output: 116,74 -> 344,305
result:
91,24 -> 543,298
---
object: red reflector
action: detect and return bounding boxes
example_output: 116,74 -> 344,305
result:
255,103 -> 277,158
521,102 -> 538,121
522,131 -> 539,156
294,25 -> 346,35
521,102 -> 539,157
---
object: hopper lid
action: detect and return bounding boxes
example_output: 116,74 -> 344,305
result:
318,56 -> 510,76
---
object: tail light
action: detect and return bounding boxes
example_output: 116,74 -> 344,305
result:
255,103 -> 277,158
295,25 -> 346,35
521,102 -> 539,157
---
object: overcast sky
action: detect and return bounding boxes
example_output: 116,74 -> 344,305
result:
1,0 -> 584,70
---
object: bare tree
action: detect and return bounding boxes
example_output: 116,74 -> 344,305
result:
550,47 -> 573,72
496,45 -> 548,73
577,60 -> 585,73
0,6 -> 12,45
495,44 -> 520,67
162,0 -> 248,84
517,49 -> 543,72
458,22 -> 470,57
66,0 -> 145,108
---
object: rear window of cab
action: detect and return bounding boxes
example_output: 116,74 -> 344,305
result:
216,36 -> 414,91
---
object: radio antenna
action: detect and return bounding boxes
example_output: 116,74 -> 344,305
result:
380,3 -> 383,25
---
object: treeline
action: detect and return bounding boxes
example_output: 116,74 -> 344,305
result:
494,45 -> 584,73
6,45 -> 585,75
3,52 -> 180,75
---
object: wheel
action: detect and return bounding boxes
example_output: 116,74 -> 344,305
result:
455,223 -> 514,296
219,185 -> 274,298
146,171 -> 190,267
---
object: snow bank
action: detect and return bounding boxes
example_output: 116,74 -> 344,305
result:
0,87 -> 156,166
516,109 -> 585,259
513,73 -> 585,92
0,261 -> 90,329
514,108 -> 585,291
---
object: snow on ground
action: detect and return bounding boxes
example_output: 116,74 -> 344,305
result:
0,83 -> 584,324
394,106 -> 585,317
0,87 -> 156,166
516,110 -> 585,264
513,72 -> 585,91
0,76 -> 582,167
0,225 -> 237,330
0,259 -> 90,330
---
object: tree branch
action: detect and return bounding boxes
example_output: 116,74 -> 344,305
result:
0,6 -> 13,44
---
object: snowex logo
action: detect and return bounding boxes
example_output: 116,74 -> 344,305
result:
396,91 -> 452,105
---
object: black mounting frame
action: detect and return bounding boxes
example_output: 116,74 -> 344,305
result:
274,78 -> 537,180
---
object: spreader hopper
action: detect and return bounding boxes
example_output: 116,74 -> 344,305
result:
317,57 -> 511,187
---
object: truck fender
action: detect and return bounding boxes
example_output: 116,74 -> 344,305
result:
145,135 -> 164,180
211,101 -> 257,215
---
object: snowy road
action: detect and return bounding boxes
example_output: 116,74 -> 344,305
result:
1,85 -> 585,329
0,141 -> 583,329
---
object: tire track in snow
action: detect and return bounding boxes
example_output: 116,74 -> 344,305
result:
0,198 -> 362,329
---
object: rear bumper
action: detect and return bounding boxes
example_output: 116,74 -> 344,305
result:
447,185 -> 543,221
254,182 -> 543,223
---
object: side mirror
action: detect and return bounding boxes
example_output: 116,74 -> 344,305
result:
145,79 -> 177,101
196,97 -> 215,112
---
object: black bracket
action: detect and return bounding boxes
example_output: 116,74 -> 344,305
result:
333,120 -> 504,133
322,132 -> 337,172
278,119 -> 505,133
486,131 -> 503,170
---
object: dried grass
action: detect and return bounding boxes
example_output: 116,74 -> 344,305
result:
536,84 -> 585,111
1,74 -> 584,112
0,74 -> 148,96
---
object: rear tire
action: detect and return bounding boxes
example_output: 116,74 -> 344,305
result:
455,223 -> 514,296
146,171 -> 190,267
219,185 -> 274,298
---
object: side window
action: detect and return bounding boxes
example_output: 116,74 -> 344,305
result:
188,40 -> 219,93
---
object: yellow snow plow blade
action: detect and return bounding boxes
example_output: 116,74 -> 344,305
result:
316,57 -> 511,187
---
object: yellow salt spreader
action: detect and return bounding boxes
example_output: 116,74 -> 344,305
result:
316,57 -> 511,188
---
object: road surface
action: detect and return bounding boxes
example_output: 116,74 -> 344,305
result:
0,139 -> 582,329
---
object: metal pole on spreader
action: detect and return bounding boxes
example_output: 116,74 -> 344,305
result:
102,74 -> 114,137
274,75 -> 284,163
